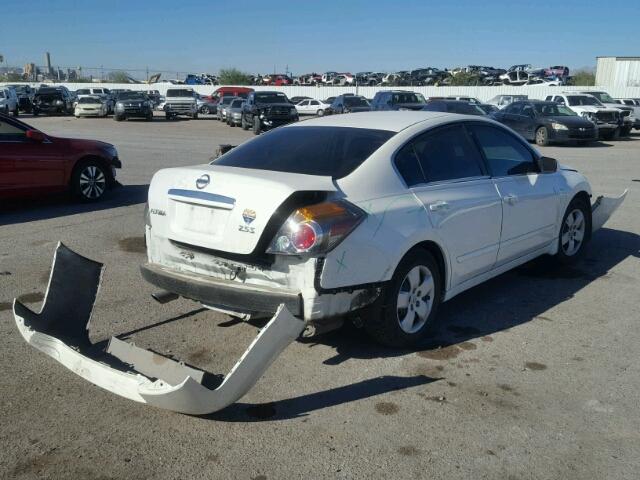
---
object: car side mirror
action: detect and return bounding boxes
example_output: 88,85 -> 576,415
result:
538,156 -> 558,173
26,130 -> 45,142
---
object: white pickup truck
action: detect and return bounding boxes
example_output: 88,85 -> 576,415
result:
545,93 -> 623,140
163,88 -> 198,120
579,91 -> 635,135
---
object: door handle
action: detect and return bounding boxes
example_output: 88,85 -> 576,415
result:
429,200 -> 451,212
503,194 -> 518,205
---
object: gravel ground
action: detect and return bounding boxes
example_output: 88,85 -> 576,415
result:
1,113 -> 639,480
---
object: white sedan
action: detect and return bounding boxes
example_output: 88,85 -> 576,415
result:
14,111 -> 625,415
294,98 -> 329,116
74,96 -> 108,117
144,112 -> 624,347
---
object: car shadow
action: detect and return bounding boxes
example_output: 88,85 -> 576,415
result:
0,184 -> 148,226
193,227 -> 638,422
307,227 -> 639,366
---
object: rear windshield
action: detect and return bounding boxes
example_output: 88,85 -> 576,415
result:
78,97 -> 102,104
213,126 -> 395,179
166,89 -> 194,97
344,96 -> 369,107
392,93 -> 426,104
76,89 -> 90,94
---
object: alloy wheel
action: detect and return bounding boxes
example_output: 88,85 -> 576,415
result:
396,265 -> 435,334
561,209 -> 585,256
79,165 -> 106,200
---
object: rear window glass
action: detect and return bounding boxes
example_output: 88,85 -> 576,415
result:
214,126 -> 395,179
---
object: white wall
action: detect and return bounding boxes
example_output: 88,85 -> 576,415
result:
4,82 -> 640,102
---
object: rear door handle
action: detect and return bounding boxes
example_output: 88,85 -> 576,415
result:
503,194 -> 518,205
429,200 -> 451,212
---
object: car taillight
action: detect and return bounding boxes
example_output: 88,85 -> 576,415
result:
266,200 -> 365,255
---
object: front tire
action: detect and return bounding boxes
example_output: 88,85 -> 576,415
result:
535,126 -> 549,146
317,109 -> 324,116
252,115 -> 261,135
555,197 -> 591,264
71,160 -> 109,202
364,249 -> 441,347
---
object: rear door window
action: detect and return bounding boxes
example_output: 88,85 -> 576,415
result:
0,118 -> 27,142
411,124 -> 485,183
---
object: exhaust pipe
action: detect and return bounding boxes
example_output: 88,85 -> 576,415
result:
151,290 -> 179,304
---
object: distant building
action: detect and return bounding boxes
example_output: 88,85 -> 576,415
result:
24,63 -> 36,80
596,56 -> 640,87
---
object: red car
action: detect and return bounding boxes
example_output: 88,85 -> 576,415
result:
0,113 -> 121,202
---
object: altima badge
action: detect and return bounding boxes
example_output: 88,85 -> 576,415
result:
242,209 -> 256,225
196,174 -> 210,190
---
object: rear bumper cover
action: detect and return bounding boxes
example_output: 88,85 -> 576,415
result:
141,262 -> 303,316
592,190 -> 627,232
13,243 -> 305,415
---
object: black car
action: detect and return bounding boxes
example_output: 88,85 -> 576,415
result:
421,100 -> 486,115
113,91 -> 154,121
326,95 -> 370,115
370,90 -> 426,111
491,100 -> 597,146
476,103 -> 499,115
33,87 -> 74,116
241,91 -> 298,135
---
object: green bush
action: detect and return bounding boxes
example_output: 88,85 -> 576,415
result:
218,68 -> 251,85
568,70 -> 595,86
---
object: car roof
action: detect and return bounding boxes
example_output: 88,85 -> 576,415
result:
289,111 -> 480,132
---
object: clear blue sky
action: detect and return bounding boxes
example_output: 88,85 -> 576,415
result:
1,0 -> 638,75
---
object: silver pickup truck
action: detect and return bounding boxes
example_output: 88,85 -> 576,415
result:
163,88 -> 198,120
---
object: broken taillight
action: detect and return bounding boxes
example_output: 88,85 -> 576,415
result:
266,200 -> 365,255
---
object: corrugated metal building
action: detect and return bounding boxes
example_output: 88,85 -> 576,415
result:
596,56 -> 640,87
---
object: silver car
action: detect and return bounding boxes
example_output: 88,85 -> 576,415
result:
226,98 -> 245,127
216,95 -> 238,121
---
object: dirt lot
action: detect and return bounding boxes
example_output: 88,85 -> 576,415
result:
1,113 -> 639,480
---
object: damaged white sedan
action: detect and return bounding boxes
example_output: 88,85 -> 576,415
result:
14,112 -> 625,414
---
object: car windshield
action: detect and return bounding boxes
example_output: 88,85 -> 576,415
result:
590,92 -> 615,103
230,99 -> 243,108
117,92 -> 146,100
221,96 -> 235,105
392,93 -> 426,104
78,97 -> 101,104
344,97 -> 369,107
567,96 -> 601,106
255,93 -> 288,104
166,89 -> 194,97
76,89 -> 90,95
534,104 -> 576,116
213,126 -> 395,179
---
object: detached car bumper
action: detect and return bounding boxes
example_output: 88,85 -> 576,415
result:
13,243 -> 305,415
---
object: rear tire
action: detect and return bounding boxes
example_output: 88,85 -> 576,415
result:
554,197 -> 591,265
70,160 -> 109,203
535,126 -> 549,146
364,249 -> 442,347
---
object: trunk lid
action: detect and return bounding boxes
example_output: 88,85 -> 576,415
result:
149,164 -> 336,254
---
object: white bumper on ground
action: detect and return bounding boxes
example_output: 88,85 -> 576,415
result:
13,243 -> 305,415
592,190 -> 628,232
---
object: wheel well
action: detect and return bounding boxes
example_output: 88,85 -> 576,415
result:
71,155 -> 114,186
403,241 -> 447,298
